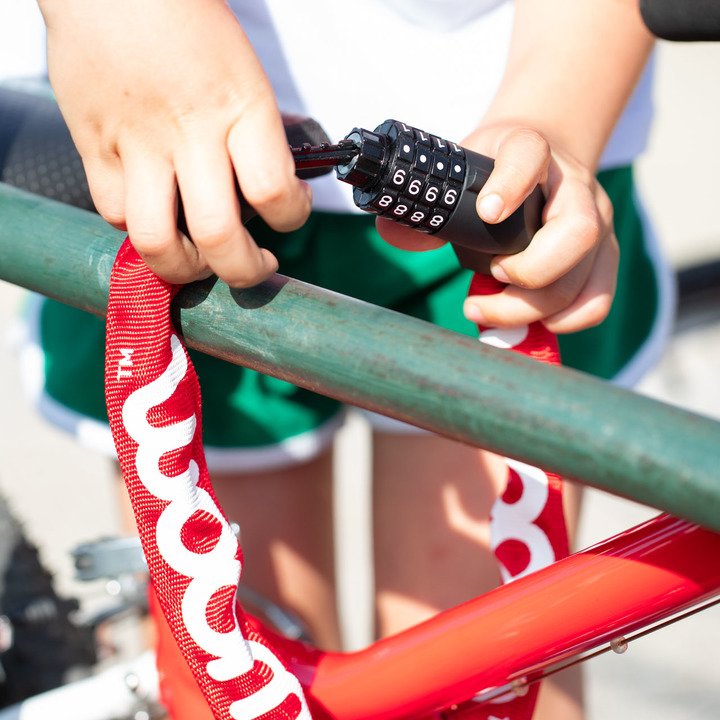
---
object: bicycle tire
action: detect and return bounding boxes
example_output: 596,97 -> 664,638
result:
0,491 -> 96,706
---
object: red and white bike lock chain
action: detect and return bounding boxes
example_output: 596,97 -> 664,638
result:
104,239 -> 568,720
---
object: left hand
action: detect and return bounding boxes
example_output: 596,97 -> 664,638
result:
376,124 -> 618,334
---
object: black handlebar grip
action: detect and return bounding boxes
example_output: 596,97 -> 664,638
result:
0,86 -> 95,211
640,0 -> 720,41
0,86 -> 334,230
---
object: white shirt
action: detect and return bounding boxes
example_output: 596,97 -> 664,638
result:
231,0 -> 654,211
0,1 -> 654,212
0,3 -> 46,81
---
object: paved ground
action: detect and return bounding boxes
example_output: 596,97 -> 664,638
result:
0,38 -> 718,720
586,40 -> 720,720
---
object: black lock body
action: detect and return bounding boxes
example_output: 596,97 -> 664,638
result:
336,120 -> 543,271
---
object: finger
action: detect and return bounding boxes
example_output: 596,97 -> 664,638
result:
463,252 -> 594,328
476,128 -> 550,224
228,103 -> 311,233
122,153 -> 209,284
544,232 -> 619,334
375,217 -> 447,252
174,141 -> 278,288
490,176 -> 602,289
82,155 -> 126,229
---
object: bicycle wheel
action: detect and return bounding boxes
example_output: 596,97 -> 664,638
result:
0,490 -> 96,706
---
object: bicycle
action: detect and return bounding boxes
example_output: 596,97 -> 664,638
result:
0,85 -> 719,719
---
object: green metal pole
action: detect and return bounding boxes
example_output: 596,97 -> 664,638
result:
1,183 -> 719,530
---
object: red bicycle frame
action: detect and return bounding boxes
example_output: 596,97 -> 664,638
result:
2,179 -> 719,719
155,513 -> 720,719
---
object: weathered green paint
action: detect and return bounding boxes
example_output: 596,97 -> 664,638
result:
1,183 -> 719,530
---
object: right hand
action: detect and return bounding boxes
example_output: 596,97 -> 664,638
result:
38,0 -> 311,287
377,125 -> 618,334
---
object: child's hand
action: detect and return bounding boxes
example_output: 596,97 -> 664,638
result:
39,0 -> 311,287
376,125 -> 618,334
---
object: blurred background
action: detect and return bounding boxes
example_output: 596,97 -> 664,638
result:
0,14 -> 718,720
577,38 -> 720,719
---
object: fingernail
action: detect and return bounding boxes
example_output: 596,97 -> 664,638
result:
490,262 -> 510,284
478,193 -> 504,222
463,299 -> 485,324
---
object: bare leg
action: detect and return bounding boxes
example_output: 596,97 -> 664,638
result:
372,432 -> 507,635
211,448 -> 340,651
372,431 -> 584,719
535,665 -> 584,720
115,449 -> 340,651
534,477 -> 585,720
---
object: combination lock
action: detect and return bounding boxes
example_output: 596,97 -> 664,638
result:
292,119 -> 544,272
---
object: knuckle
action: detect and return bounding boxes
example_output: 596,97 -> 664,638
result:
505,264 -> 545,291
128,228 -> 174,257
587,295 -> 613,326
571,210 -> 602,251
596,188 -> 614,221
97,204 -> 126,229
96,137 -> 120,162
85,126 -> 122,163
493,128 -> 550,193
548,294 -> 614,335
242,172 -> 291,210
596,188 -> 615,227
219,265 -> 268,289
191,216 -> 237,250
550,282 -> 582,312
88,186 -> 125,227
509,126 -> 550,155
607,233 -> 620,262
475,302 -> 503,327
495,160 -> 527,189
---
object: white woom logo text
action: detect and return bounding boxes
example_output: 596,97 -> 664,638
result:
120,336 -> 309,719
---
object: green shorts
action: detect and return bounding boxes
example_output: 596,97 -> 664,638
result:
23,166 -> 673,470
